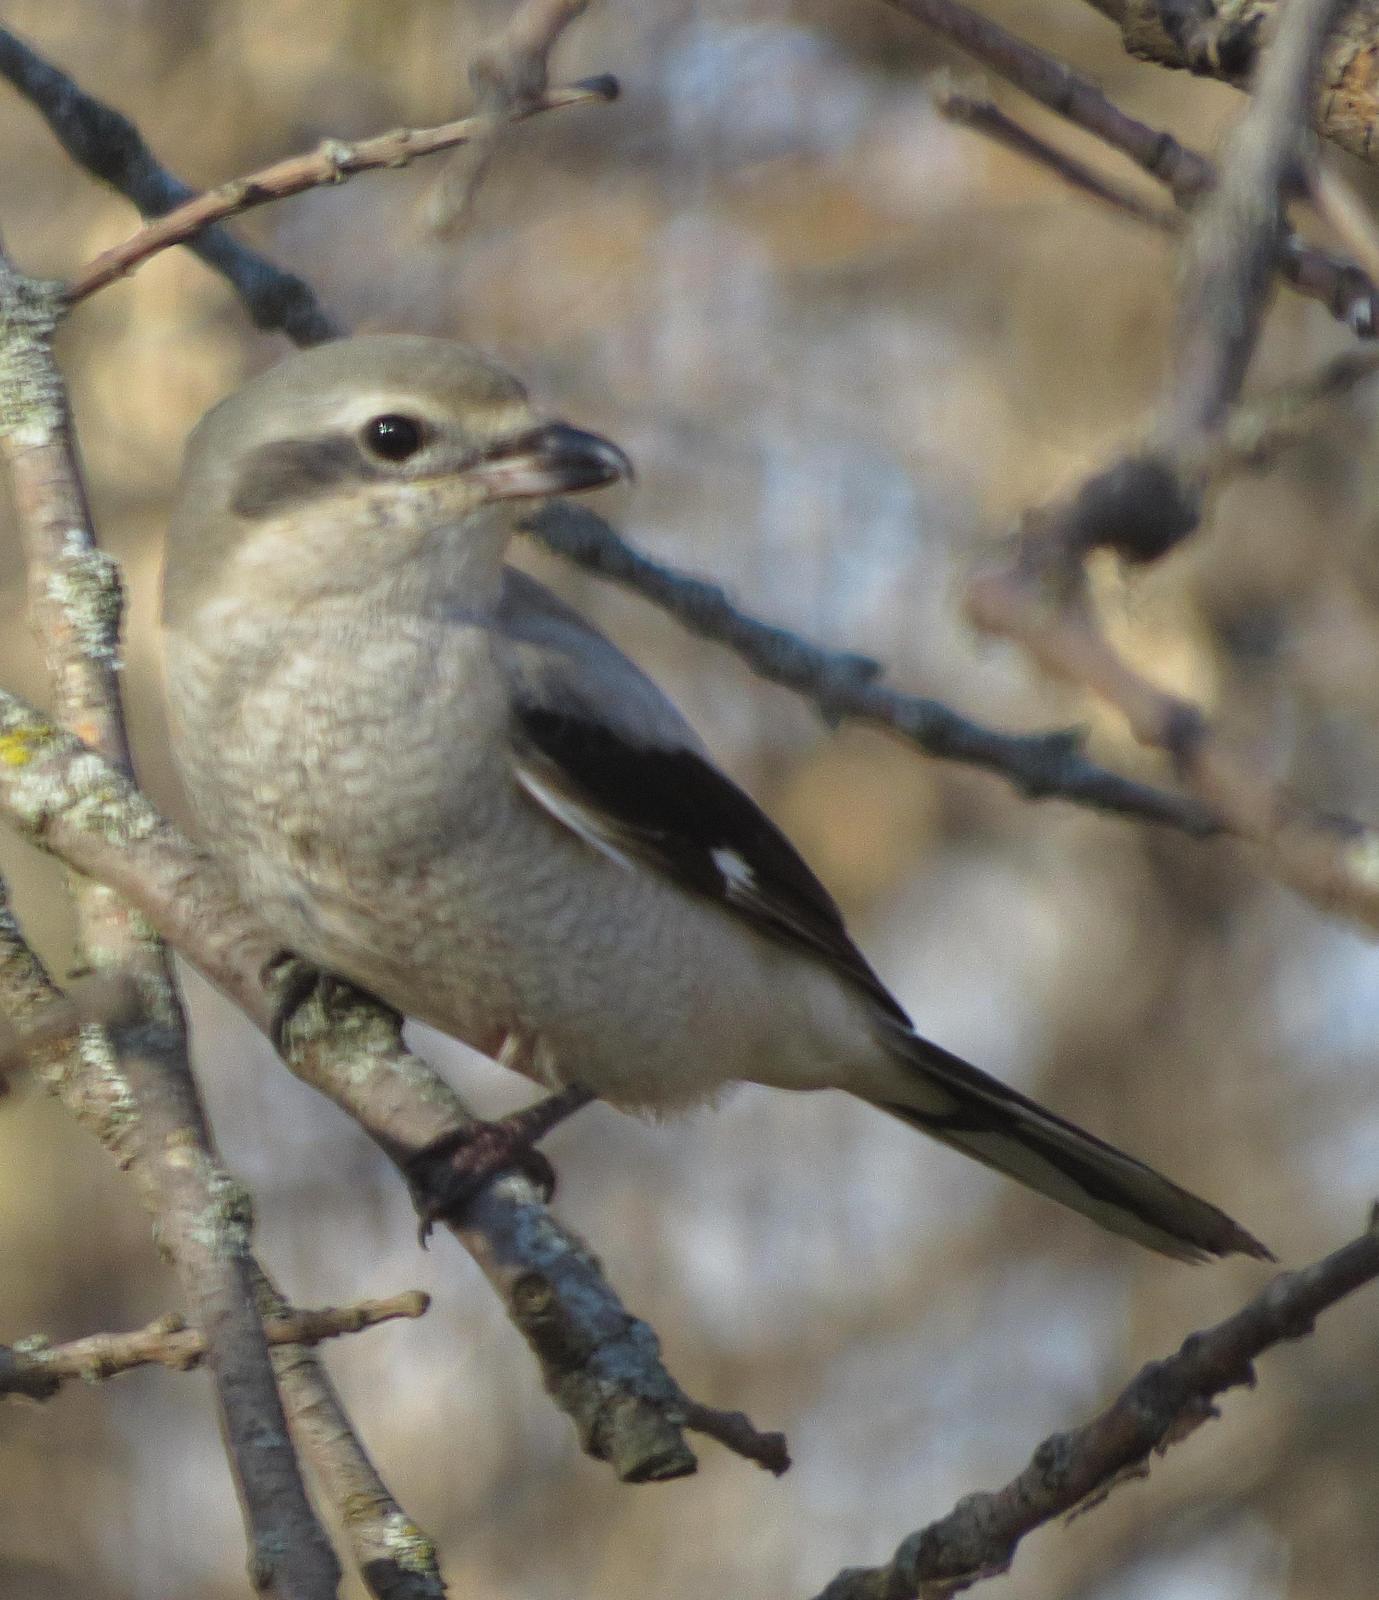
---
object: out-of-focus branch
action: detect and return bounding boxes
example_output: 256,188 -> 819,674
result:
0,1291 -> 429,1401
1161,0 -> 1353,443
65,78 -> 617,304
0,24 -> 341,343
935,89 -> 1180,227
0,240 -> 340,1600
0,691 -> 787,1482
1090,0 -> 1379,169
813,1216 -> 1379,1600
251,1272 -> 447,1600
427,0 -> 593,235
884,0 -> 1379,333
957,0 -> 1379,934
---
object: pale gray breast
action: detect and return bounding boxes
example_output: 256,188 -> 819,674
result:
165,592 -> 511,887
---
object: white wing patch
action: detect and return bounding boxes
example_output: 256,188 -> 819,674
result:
711,847 -> 756,893
515,764 -> 637,872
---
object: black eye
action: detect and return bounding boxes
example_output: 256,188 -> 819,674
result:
362,414 -> 425,461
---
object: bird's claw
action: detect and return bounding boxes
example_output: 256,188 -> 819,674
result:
407,1121 -> 559,1246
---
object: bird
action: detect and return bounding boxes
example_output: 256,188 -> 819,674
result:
160,333 -> 1270,1263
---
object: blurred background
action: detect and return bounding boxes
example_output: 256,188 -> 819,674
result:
2,1 -> 1379,1596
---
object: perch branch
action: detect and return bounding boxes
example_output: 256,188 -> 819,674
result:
0,691 -> 787,1482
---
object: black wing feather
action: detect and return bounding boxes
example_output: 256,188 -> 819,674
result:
514,706 -> 909,1025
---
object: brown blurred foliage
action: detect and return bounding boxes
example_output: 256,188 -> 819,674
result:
2,1 -> 1379,1597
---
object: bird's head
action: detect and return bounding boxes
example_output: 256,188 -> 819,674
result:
163,334 -> 631,621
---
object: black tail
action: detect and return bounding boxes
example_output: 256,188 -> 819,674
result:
873,1032 -> 1271,1262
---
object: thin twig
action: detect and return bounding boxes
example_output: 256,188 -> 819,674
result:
935,89 -> 1180,227
813,1215 -> 1379,1599
0,1292 -> 429,1401
65,79 -> 617,304
0,25 -> 341,343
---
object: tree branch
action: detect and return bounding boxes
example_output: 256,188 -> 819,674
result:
64,79 -> 617,305
0,24 -> 341,343
959,0 -> 1379,933
1094,0 -> 1379,169
525,504 -> 1220,832
0,1291 -> 428,1400
883,0 -> 1379,333
250,1271 -> 447,1600
0,238 -> 340,1599
813,1215 -> 1379,1599
426,0 -> 593,235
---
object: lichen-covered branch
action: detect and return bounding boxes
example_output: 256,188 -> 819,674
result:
0,1290 -> 429,1401
250,1272 -> 447,1600
813,1216 -> 1379,1599
0,691 -> 787,1482
0,238 -> 340,1600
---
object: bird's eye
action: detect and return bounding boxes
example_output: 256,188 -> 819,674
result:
362,414 -> 425,462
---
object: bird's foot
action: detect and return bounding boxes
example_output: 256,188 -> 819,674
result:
262,952 -> 330,1055
406,1083 -> 595,1244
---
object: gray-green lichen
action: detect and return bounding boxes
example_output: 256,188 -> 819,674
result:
178,1155 -> 255,1256
376,1511 -> 438,1575
0,272 -> 64,445
46,536 -> 124,669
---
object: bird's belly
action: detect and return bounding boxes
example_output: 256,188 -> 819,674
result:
253,817 -> 865,1113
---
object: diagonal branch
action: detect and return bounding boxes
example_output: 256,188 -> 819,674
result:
812,1215 -> 1379,1599
0,24 -> 341,343
525,504 -> 1220,832
958,0 -> 1379,935
250,1271 -> 447,1600
65,79 -> 617,305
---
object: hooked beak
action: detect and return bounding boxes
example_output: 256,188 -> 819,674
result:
464,422 -> 633,501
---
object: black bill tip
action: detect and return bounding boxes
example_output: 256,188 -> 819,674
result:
469,422 -> 633,501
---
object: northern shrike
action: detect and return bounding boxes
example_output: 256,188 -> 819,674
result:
161,334 -> 1268,1262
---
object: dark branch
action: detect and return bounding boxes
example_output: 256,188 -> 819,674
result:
814,1217 -> 1379,1599
0,25 -> 341,343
